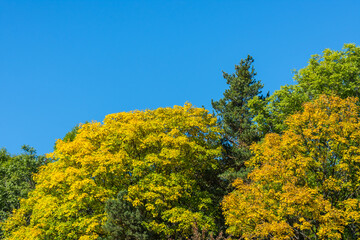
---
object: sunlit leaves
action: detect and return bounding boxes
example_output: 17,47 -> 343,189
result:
4,103 -> 222,239
249,43 -> 360,136
223,95 -> 360,239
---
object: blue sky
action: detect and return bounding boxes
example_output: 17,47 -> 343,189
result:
1,0 -> 359,155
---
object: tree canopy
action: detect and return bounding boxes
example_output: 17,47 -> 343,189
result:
212,55 -> 265,182
0,146 -> 47,238
3,103 -> 223,240
223,95 -> 360,239
249,43 -> 360,136
3,43 -> 360,240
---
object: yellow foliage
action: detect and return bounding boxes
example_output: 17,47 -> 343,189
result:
223,95 -> 360,239
3,103 -> 222,239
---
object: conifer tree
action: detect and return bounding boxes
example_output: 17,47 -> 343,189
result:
103,190 -> 157,240
212,56 -> 265,182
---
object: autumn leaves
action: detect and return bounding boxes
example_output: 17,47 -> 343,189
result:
3,44 -> 360,239
3,104 -> 223,239
223,96 -> 360,239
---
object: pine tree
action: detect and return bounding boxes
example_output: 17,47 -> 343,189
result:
212,56 -> 265,183
102,190 -> 157,240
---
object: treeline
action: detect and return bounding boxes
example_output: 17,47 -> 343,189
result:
1,44 -> 360,239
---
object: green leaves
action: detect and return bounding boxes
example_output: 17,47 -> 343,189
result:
103,190 -> 153,240
250,44 -> 360,136
212,55 -> 265,182
0,146 -> 47,238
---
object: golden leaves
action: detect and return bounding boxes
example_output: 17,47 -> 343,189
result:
4,103 -> 222,239
223,95 -> 360,239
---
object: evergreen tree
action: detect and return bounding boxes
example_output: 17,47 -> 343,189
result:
212,56 -> 265,182
103,190 -> 157,240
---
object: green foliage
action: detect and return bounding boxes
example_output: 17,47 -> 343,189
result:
249,43 -> 360,136
0,146 -> 47,238
54,123 -> 84,151
102,190 -> 157,240
62,125 -> 80,143
212,55 -> 265,182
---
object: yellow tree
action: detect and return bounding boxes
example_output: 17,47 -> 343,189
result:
223,95 -> 360,239
3,103 -> 223,240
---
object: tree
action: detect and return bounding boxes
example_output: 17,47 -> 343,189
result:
102,190 -> 156,240
62,121 -> 91,144
3,103 -> 223,240
249,43 -> 360,136
211,55 -> 265,182
223,95 -> 360,239
62,124 -> 80,143
0,146 -> 47,238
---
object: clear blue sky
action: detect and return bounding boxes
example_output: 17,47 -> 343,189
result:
1,0 -> 359,155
